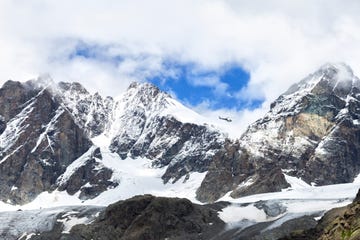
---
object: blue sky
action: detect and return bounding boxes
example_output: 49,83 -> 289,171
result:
69,41 -> 264,110
148,62 -> 264,110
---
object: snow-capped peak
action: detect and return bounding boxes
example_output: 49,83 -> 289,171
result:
106,82 -> 207,139
239,63 -> 360,190
114,81 -> 170,115
284,62 -> 355,96
96,81 -> 224,183
267,63 -> 359,118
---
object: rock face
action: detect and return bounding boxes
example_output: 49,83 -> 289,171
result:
197,141 -> 290,202
241,63 -> 360,186
198,63 -> 360,202
56,146 -> 118,200
56,81 -> 114,137
0,78 -> 113,204
56,81 -> 225,187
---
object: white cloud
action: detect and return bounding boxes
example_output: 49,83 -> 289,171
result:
1,0 -> 360,134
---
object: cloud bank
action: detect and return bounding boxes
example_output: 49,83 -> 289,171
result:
1,0 -> 360,136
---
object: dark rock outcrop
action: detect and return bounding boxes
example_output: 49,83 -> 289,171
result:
57,195 -> 226,240
0,115 -> 5,134
254,200 -> 287,218
196,140 -> 252,202
0,80 -> 38,121
197,140 -> 290,202
57,147 -> 117,200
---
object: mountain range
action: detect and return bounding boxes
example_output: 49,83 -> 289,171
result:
1,63 -> 360,239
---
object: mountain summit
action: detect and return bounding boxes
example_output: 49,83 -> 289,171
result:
105,82 -> 225,183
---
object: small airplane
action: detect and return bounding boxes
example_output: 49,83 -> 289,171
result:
218,116 -> 232,122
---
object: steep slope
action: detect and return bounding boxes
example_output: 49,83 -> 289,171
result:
103,82 -> 225,183
54,81 -> 113,138
241,63 -> 360,185
198,63 -> 360,202
0,78 -> 113,204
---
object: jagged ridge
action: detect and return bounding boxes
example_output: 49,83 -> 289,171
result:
0,77 -> 225,204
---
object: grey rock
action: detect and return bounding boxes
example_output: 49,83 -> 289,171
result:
0,115 -> 5,135
254,200 -> 287,218
0,80 -> 93,204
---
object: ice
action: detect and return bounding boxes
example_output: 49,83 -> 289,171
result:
216,176 -> 359,229
283,173 -> 311,189
0,206 -> 100,239
219,204 -> 267,223
0,144 -> 355,236
0,208 -> 60,239
57,213 -> 90,233
0,141 -> 206,211
0,133 -> 358,233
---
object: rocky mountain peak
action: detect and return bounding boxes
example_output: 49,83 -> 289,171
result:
265,63 -> 360,121
284,63 -> 355,96
102,81 -> 225,183
57,81 -> 90,95
117,82 -> 170,115
248,63 -> 360,182
0,78 -> 97,204
198,64 -> 360,202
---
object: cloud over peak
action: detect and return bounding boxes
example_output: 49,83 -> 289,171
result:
1,0 -> 360,133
